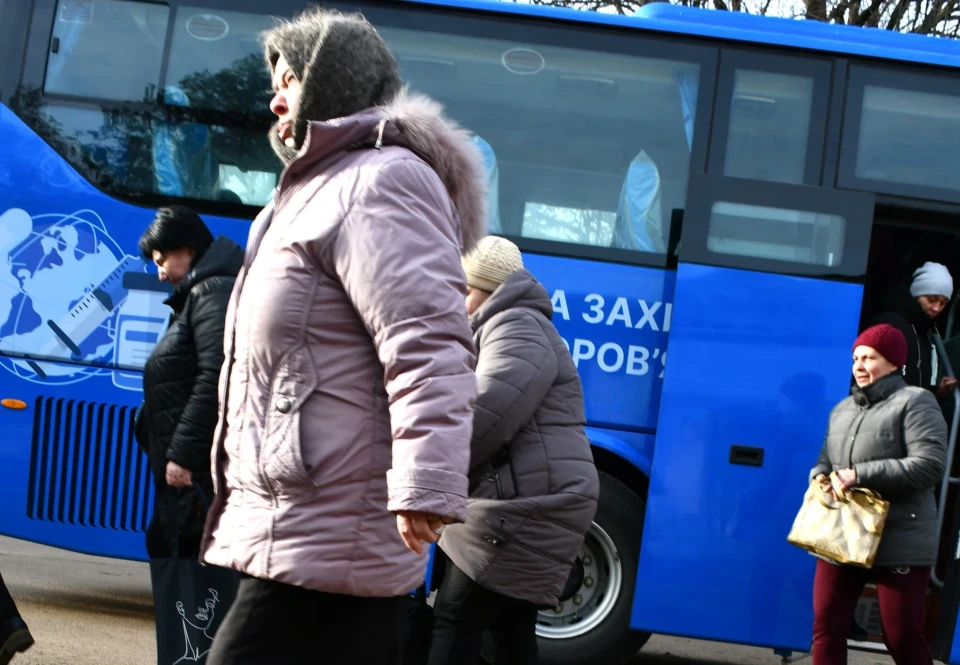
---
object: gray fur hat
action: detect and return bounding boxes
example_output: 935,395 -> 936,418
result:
262,7 -> 402,161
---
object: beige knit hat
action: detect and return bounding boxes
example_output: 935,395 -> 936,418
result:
462,236 -> 524,292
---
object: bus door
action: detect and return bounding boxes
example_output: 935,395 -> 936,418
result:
631,172 -> 874,651
933,485 -> 960,663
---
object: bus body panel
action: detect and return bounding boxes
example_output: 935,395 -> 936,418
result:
950,612 -> 960,664
520,254 -> 675,433
0,103 -> 251,560
632,262 -> 863,650
0,104 -> 667,563
587,428 -> 655,477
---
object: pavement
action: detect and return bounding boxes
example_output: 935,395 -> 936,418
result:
0,536 -> 899,665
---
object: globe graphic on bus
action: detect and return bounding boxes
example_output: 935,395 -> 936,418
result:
0,208 -> 144,385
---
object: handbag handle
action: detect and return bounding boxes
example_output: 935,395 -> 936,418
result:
826,471 -> 884,507
815,482 -> 841,510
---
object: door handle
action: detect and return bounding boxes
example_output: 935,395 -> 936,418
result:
729,445 -> 764,467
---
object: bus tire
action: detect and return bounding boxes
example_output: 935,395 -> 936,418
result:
536,471 -> 651,665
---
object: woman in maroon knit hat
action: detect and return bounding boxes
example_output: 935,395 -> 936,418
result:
808,323 -> 947,664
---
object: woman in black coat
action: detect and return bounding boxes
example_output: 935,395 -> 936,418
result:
135,206 -> 243,558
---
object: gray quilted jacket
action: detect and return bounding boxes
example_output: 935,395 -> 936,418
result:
810,372 -> 947,567
438,269 -> 600,607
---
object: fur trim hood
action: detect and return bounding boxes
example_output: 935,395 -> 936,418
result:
291,89 -> 489,253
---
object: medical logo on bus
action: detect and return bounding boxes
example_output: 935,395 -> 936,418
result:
0,208 -> 169,391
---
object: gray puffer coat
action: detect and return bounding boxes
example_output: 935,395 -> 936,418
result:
438,269 -> 600,607
810,372 -> 947,567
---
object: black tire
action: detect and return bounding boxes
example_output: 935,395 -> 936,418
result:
536,471 -> 651,665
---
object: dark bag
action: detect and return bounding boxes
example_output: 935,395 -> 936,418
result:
149,481 -> 239,665
402,585 -> 433,665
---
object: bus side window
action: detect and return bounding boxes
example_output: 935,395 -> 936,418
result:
162,8 -> 274,115
45,0 -> 169,103
706,202 -> 846,268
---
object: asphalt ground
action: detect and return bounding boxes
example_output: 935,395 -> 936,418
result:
0,536 -> 899,665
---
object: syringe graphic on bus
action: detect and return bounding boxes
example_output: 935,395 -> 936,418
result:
40,254 -> 147,360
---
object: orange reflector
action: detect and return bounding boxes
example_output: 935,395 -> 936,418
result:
1,399 -> 27,410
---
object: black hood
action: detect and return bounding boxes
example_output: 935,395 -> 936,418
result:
165,235 -> 244,312
262,7 -> 402,164
880,282 -> 937,333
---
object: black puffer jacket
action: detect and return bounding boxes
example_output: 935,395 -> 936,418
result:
867,284 -> 940,391
136,236 -> 244,538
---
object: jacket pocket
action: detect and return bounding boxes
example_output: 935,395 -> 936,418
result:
261,345 -> 319,504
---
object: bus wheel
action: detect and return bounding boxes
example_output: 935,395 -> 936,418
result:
536,471 -> 650,665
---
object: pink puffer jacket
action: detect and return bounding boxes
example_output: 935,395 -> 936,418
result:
200,92 -> 487,597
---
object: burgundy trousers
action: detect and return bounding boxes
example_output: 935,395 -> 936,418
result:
812,559 -> 932,665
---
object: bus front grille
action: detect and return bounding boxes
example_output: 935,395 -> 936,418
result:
26,397 -> 152,533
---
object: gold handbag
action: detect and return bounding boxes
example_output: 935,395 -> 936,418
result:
786,472 -> 890,568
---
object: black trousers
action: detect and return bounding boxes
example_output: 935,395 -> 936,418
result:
206,576 -> 408,665
428,559 -> 539,665
0,572 -> 18,621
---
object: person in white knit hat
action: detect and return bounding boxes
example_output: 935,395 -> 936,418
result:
429,235 -> 599,664
461,235 -> 525,315
866,260 -> 956,398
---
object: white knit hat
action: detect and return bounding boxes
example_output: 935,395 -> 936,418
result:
910,262 -> 954,300
461,236 -> 523,292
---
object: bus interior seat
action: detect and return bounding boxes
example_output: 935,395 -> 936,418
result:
612,151 -> 666,253
152,86 -> 218,199
472,134 -> 502,234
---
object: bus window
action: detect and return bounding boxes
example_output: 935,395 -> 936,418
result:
723,69 -> 814,184
854,84 -> 960,193
40,103 -> 276,204
163,7 -> 274,115
218,166 -> 277,206
522,203 -> 616,245
44,0 -> 169,103
706,202 -> 846,267
381,24 -> 701,255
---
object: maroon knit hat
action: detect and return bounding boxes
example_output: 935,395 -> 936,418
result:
853,324 -> 907,368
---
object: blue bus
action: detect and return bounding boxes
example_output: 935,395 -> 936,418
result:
3,0 -> 960,662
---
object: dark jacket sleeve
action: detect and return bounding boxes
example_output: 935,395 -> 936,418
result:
854,390 -> 947,497
165,280 -> 231,474
868,310 -> 911,338
470,309 -> 559,470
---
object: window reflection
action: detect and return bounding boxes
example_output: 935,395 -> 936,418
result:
45,0 -> 169,102
164,7 -> 274,115
40,103 -> 277,206
855,84 -> 960,194
723,69 -> 813,185
707,202 -> 845,267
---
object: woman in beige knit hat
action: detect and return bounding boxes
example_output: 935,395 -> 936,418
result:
429,236 -> 599,665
